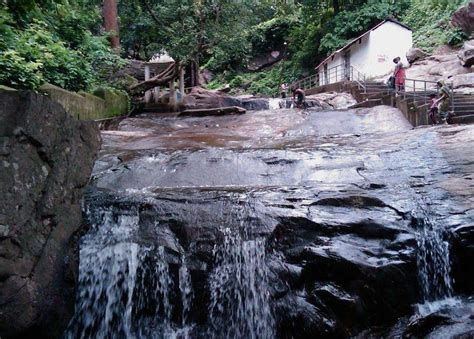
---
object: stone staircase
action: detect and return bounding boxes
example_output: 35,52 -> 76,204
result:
351,81 -> 474,126
401,91 -> 474,125
348,81 -> 392,108
294,67 -> 474,126
452,93 -> 474,124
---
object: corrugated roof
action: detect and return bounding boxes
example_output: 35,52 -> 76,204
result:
315,18 -> 411,70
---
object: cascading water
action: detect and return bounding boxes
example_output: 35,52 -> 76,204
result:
208,228 -> 274,339
413,197 -> 453,302
68,192 -> 275,338
381,131 -> 458,314
268,98 -> 285,110
65,207 -> 194,339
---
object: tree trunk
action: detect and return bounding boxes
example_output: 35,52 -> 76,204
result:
332,0 -> 340,14
194,56 -> 200,87
103,0 -> 120,51
128,63 -> 178,96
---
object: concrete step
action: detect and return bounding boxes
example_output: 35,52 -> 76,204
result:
454,105 -> 474,110
403,92 -> 432,96
450,114 -> 474,124
348,99 -> 382,109
453,110 -> 474,117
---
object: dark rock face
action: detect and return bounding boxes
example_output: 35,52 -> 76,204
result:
0,91 -> 101,338
452,1 -> 474,36
458,39 -> 474,68
247,50 -> 283,71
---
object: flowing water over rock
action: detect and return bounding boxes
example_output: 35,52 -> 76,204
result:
208,228 -> 274,338
68,106 -> 474,338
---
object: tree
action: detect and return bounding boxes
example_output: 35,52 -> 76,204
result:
103,0 -> 120,50
120,0 -> 273,85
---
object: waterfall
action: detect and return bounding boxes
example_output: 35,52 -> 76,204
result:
66,207 -> 194,339
415,210 -> 453,301
268,98 -> 284,110
208,228 -> 274,339
412,194 -> 457,314
179,255 -> 194,327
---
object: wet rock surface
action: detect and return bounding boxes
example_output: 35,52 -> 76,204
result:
0,91 -> 101,338
178,87 -> 356,113
71,105 -> 473,338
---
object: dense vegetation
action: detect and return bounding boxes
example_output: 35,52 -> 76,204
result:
0,0 -> 122,90
0,0 -> 470,95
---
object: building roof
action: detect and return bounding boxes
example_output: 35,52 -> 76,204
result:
315,18 -> 411,70
147,51 -> 175,64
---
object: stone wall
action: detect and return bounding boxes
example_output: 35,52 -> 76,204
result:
396,96 -> 431,127
0,90 -> 101,338
40,83 -> 129,121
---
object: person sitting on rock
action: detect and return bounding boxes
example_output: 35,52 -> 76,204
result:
292,87 -> 307,109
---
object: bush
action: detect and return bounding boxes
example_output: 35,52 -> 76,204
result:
402,0 -> 469,51
0,3 -> 126,92
0,20 -> 93,90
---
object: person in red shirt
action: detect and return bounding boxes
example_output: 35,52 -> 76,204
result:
393,57 -> 406,93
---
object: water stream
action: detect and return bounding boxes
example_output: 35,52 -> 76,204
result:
208,228 -> 274,338
65,207 -> 195,338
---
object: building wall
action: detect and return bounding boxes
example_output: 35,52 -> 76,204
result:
317,53 -> 345,85
316,21 -> 413,84
366,21 -> 413,79
345,34 -> 371,79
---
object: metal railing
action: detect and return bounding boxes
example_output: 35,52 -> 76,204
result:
288,68 -> 458,122
403,78 -> 454,113
290,64 -> 367,94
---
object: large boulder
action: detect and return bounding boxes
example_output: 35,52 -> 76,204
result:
406,48 -> 428,64
451,1 -> 474,36
182,87 -> 242,110
458,39 -> 474,67
247,50 -> 283,71
0,91 -> 101,338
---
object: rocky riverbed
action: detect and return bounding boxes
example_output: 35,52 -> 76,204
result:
68,105 -> 473,338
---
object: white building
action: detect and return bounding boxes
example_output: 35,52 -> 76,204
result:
315,19 -> 412,85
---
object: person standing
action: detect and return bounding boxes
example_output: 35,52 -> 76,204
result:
280,83 -> 288,98
393,57 -> 405,93
434,80 -> 452,124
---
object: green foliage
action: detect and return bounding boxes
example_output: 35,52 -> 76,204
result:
289,0 -> 410,71
207,60 -> 298,97
250,16 -> 298,53
0,1 -> 124,91
402,0 -> 469,52
119,0 -> 292,73
318,0 -> 410,55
